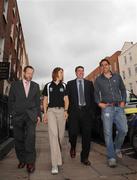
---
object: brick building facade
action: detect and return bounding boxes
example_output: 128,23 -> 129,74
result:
0,0 -> 29,95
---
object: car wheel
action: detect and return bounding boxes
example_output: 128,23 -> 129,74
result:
131,130 -> 137,153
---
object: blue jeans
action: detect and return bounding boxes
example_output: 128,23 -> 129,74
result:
101,106 -> 128,159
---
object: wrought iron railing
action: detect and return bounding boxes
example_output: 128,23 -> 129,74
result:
0,95 -> 9,144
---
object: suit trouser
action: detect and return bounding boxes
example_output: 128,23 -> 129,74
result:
13,113 -> 36,164
47,107 -> 66,167
68,107 -> 92,161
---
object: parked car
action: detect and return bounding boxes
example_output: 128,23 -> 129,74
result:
125,90 -> 137,153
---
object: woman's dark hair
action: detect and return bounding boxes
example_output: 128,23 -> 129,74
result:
99,59 -> 110,67
52,67 -> 63,81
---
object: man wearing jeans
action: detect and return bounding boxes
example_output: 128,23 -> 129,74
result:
94,59 -> 128,168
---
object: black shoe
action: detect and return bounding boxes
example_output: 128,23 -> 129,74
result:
18,162 -> 26,169
70,147 -> 76,158
81,160 -> 91,166
26,164 -> 35,173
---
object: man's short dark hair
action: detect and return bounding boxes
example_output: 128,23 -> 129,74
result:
99,59 -> 110,67
23,65 -> 34,72
75,66 -> 84,72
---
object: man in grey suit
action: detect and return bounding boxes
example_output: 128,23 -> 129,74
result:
8,66 -> 41,173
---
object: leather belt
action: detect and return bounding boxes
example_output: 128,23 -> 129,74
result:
107,102 -> 120,107
49,107 -> 64,109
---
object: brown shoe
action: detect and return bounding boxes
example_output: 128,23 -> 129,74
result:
70,147 -> 76,158
18,162 -> 26,169
26,164 -> 35,173
81,160 -> 91,166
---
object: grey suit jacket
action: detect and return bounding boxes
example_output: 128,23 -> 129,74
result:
8,80 -> 41,122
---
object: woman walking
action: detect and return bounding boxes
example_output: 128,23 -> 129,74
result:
42,67 -> 69,174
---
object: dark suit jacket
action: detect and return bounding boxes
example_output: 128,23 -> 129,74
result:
67,79 -> 95,114
8,80 -> 41,121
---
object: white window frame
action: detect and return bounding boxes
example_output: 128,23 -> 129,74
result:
3,0 -> 9,22
134,64 -> 137,75
10,23 -> 14,39
17,70 -> 20,79
122,71 -> 126,80
128,67 -> 131,77
18,47 -> 21,59
14,37 -> 18,51
0,38 -> 5,62
13,6 -> 16,16
129,52 -> 132,61
19,33 -> 22,40
124,56 -> 127,64
16,22 -> 19,29
9,54 -> 12,74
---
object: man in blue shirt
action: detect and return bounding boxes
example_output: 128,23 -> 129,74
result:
94,59 -> 128,168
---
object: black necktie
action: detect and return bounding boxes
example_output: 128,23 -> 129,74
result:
79,80 -> 85,106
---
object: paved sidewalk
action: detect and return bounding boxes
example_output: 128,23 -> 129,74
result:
0,123 -> 137,180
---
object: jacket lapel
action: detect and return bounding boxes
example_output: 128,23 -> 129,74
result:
27,81 -> 34,98
20,80 -> 27,98
83,79 -> 87,101
74,79 -> 79,105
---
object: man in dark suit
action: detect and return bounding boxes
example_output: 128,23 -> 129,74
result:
8,66 -> 41,173
67,66 -> 95,166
